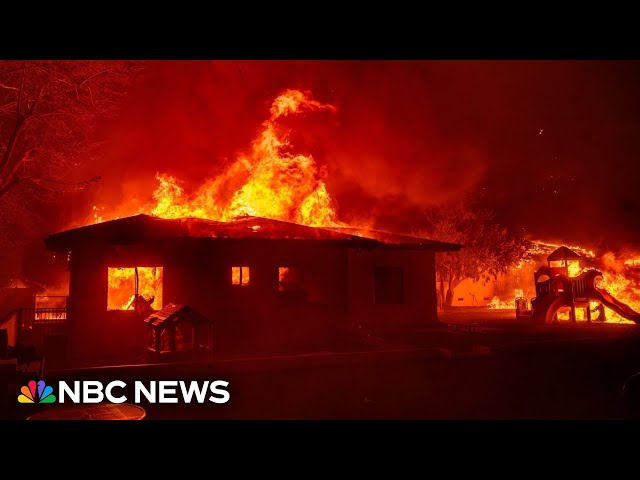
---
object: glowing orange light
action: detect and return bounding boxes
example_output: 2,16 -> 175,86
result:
145,89 -> 340,228
107,267 -> 163,310
232,266 -> 250,286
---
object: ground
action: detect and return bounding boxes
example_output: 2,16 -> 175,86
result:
6,308 -> 640,420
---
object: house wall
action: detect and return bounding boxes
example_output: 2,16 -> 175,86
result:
0,288 -> 37,346
67,239 -> 349,360
347,249 -> 438,328
448,277 -> 497,306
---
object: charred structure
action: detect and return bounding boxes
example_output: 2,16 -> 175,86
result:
44,214 -> 459,362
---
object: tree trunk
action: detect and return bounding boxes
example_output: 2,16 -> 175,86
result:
445,276 -> 454,306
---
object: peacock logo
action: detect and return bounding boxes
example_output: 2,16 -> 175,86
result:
18,380 -> 56,404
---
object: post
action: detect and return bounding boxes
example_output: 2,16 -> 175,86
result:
155,327 -> 161,355
0,359 -> 17,419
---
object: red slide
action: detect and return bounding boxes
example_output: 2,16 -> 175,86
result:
590,287 -> 640,324
576,269 -> 640,324
532,294 -> 571,323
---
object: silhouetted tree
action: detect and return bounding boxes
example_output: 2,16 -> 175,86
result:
423,201 -> 530,306
0,60 -> 143,282
0,61 -> 143,198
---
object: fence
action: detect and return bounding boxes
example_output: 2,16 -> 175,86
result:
20,308 -> 66,328
19,308 -> 67,346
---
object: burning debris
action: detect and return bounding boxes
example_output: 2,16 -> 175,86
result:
487,289 -> 524,310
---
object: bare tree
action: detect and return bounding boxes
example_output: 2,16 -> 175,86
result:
0,60 -> 142,282
423,201 -> 530,306
0,60 -> 142,199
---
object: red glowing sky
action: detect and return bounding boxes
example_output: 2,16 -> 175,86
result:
65,60 -> 640,248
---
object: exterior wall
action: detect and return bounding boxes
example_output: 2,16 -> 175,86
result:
448,265 -> 539,307
347,249 -> 438,328
0,288 -> 37,346
448,277 -> 497,306
67,239 -> 349,360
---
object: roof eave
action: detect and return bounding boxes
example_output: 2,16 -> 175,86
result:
375,243 -> 463,252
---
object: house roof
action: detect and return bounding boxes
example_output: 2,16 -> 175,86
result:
44,214 -> 461,252
547,246 -> 581,262
328,227 -> 462,252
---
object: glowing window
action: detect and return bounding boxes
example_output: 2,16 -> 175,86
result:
374,266 -> 404,304
232,266 -> 250,286
107,267 -> 163,311
278,267 -> 303,292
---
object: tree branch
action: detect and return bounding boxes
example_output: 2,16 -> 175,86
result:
0,82 -> 19,92
0,116 -> 25,176
0,101 -> 17,114
16,65 -> 26,122
0,158 -> 23,198
26,86 -> 43,116
18,175 -> 101,193
0,176 -> 19,198
79,69 -> 113,89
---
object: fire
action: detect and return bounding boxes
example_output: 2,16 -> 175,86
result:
107,267 -> 163,311
487,296 -> 515,309
147,89 -> 340,227
556,300 -> 603,322
487,289 -> 524,309
231,266 -> 250,286
504,242 -> 640,323
529,240 -> 596,259
567,260 -> 583,277
596,257 -> 640,324
92,205 -> 105,224
527,242 -> 639,323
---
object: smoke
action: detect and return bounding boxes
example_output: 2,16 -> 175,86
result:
85,61 -> 487,230
68,60 -> 640,246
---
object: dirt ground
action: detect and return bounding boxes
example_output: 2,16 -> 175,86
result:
8,307 -> 640,420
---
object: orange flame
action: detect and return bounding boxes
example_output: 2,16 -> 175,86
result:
147,89 -> 339,227
107,267 -> 163,311
596,253 -> 640,324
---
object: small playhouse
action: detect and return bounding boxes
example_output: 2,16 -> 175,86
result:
144,303 -> 214,361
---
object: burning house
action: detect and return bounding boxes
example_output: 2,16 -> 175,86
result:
44,214 -> 460,362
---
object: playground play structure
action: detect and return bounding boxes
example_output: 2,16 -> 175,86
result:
516,246 -> 640,324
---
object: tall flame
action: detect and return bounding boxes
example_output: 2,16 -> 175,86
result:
596,253 -> 640,323
149,89 -> 339,227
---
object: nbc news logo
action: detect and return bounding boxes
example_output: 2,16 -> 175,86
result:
18,380 -> 56,404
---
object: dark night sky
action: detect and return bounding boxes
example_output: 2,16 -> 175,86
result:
75,60 -> 640,252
